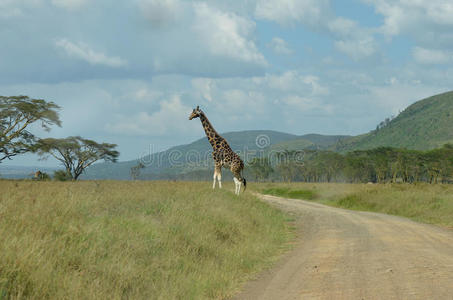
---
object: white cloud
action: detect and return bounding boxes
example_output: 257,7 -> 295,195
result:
334,38 -> 376,61
412,47 -> 452,65
281,95 -> 326,112
55,38 -> 127,67
51,0 -> 88,10
268,37 -> 293,55
328,17 -> 377,60
327,17 -> 357,37
255,1 -> 377,60
132,88 -> 163,103
133,1 -> 267,77
105,94 -> 197,136
364,0 -> 453,48
255,0 -> 331,27
137,0 -> 183,27
0,0 -> 41,18
254,71 -> 329,96
192,2 -> 267,67
191,78 -> 215,102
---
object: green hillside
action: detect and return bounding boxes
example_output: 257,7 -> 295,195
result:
268,138 -> 314,152
300,134 -> 350,148
334,91 -> 453,151
269,134 -> 349,152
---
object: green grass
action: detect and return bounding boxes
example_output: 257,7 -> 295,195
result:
0,181 -> 293,299
255,182 -> 453,228
261,187 -> 318,200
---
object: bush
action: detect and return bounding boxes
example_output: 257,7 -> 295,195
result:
53,170 -> 71,181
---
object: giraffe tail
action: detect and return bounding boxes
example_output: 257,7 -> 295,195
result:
242,177 -> 247,192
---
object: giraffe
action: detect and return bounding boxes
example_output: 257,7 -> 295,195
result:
34,170 -> 43,180
189,106 -> 246,195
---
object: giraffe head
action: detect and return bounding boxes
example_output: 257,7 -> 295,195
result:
189,106 -> 201,120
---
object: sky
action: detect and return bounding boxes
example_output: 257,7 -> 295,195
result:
1,0 -> 453,166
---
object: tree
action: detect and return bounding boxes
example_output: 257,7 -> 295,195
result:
0,96 -> 61,162
344,151 -> 373,183
368,147 -> 392,183
35,136 -> 119,180
130,162 -> 145,180
275,150 -> 303,182
439,144 -> 453,183
248,157 -> 273,181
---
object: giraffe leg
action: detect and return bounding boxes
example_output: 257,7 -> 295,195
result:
213,164 -> 221,189
217,170 -> 222,188
232,166 -> 243,195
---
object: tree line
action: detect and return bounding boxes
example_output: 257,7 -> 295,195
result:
248,145 -> 453,184
1,96 -> 119,180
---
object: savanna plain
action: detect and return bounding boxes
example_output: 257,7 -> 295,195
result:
1,180 -> 453,299
0,181 -> 293,299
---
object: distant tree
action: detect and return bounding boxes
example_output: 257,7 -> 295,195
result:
34,136 -> 119,180
248,157 -> 273,181
344,151 -> 373,183
366,147 -> 392,183
275,150 -> 303,182
312,151 -> 344,182
0,96 -> 61,162
439,144 -> 453,183
130,162 -> 145,180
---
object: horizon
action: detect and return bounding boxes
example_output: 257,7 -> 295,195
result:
2,128 -> 353,167
1,0 -> 452,167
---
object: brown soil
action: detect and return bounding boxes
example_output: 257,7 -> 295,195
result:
233,194 -> 453,300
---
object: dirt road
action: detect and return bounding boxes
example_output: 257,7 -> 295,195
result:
233,194 -> 453,300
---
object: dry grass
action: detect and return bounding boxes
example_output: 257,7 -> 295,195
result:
0,181 -> 293,299
255,182 -> 453,228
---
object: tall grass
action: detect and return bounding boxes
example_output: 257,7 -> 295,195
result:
0,181 -> 293,299
256,182 -> 453,228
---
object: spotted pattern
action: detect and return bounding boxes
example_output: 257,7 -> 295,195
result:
189,107 -> 246,193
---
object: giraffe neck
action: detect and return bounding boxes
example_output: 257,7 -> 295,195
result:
199,112 -> 221,148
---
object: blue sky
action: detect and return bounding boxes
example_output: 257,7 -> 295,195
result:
1,0 -> 452,166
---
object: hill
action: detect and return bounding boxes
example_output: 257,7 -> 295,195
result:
83,131 -> 347,180
83,130 -> 299,180
334,91 -> 453,151
269,134 -> 349,152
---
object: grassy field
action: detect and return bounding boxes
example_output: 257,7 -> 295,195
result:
256,182 -> 453,228
0,181 -> 294,299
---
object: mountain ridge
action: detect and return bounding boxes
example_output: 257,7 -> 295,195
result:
83,130 -> 348,179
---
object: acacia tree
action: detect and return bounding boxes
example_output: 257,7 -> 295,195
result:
0,96 -> 61,162
35,136 -> 119,180
130,162 -> 145,180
